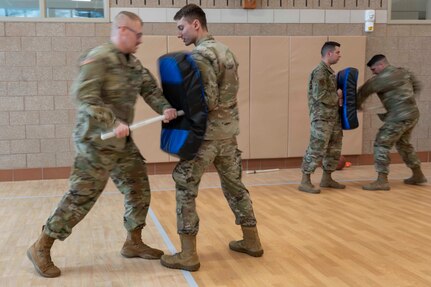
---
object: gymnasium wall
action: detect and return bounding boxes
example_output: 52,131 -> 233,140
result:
1,0 -> 430,181
132,35 -> 365,163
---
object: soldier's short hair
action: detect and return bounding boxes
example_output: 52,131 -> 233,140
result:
174,4 -> 207,31
321,41 -> 341,57
113,11 -> 142,27
367,54 -> 387,67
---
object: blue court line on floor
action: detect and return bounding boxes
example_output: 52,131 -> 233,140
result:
149,208 -> 199,287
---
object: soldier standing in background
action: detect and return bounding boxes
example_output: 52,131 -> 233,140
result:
298,41 -> 346,194
27,11 -> 177,278
160,4 -> 263,272
357,54 -> 427,190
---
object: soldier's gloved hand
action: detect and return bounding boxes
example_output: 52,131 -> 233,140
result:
114,121 -> 130,138
163,108 -> 178,123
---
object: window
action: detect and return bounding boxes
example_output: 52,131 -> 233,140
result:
0,0 -> 108,21
46,0 -> 105,19
0,0 -> 39,17
389,0 -> 431,23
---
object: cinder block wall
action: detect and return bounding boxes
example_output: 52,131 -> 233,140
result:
0,22 -> 111,169
0,0 -> 430,176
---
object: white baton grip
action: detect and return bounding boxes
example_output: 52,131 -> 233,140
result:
101,110 -> 185,140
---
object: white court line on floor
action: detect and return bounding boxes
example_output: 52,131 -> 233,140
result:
0,192 -> 199,285
1,175 -> 429,285
149,208 -> 199,287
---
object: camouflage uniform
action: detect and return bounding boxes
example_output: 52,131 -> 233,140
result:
302,61 -> 343,174
44,42 -> 172,240
357,65 -> 422,174
173,35 -> 257,235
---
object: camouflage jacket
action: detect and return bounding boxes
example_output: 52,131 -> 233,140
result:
192,35 -> 240,140
72,42 -> 172,150
308,61 -> 339,122
357,65 -> 420,122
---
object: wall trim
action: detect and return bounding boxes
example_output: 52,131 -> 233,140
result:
110,8 -> 388,24
1,151 -> 429,182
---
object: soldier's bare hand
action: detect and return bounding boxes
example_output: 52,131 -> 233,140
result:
114,122 -> 129,138
163,108 -> 178,123
337,89 -> 343,107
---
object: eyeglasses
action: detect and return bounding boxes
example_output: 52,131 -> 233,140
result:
118,26 -> 143,39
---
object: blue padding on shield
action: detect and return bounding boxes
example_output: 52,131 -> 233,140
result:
161,129 -> 189,154
158,52 -> 207,160
337,67 -> 359,130
342,68 -> 351,129
159,58 -> 183,84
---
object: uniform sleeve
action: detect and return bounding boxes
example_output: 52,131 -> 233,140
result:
409,71 -> 422,95
192,51 -> 219,111
73,58 -> 116,130
140,68 -> 172,115
357,78 -> 377,107
358,69 -> 407,106
311,70 -> 333,105
357,71 -> 395,106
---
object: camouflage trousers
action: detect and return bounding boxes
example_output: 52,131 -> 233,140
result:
172,137 -> 257,235
44,139 -> 151,241
374,118 -> 421,174
301,119 -> 343,174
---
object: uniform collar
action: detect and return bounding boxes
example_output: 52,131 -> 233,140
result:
196,35 -> 214,47
381,65 -> 395,73
319,61 -> 335,75
107,41 -> 134,66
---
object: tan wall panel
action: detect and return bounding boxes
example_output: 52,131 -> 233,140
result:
217,36 -> 250,159
250,37 -> 289,158
168,36 -> 193,53
134,36 -> 169,163
330,36 -> 366,155
288,36 -> 328,157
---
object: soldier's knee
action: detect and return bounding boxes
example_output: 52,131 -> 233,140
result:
375,132 -> 396,147
395,142 -> 410,151
172,170 -> 188,186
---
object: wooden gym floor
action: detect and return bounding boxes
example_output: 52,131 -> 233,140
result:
0,163 -> 430,287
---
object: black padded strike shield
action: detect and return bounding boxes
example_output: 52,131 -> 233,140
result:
337,67 -> 359,130
158,52 -> 207,160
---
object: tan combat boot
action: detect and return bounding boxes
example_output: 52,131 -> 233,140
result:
160,234 -> 200,271
362,172 -> 390,191
121,227 -> 164,259
229,226 -> 264,257
298,173 -> 320,194
320,170 -> 346,189
404,167 -> 427,185
27,229 -> 61,278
